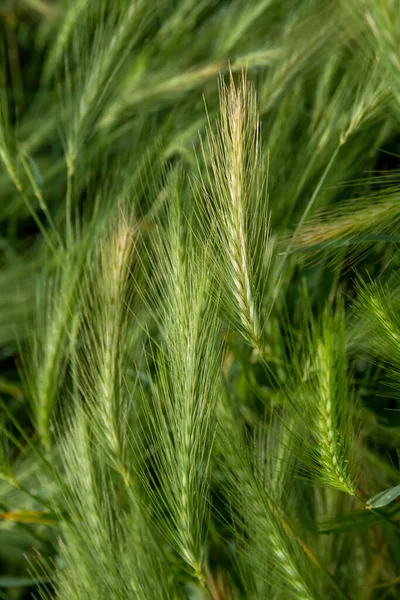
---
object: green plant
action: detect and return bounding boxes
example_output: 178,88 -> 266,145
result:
2,1 -> 400,599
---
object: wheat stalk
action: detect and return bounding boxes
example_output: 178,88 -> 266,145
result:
199,71 -> 274,353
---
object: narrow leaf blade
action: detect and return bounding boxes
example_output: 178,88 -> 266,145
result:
367,484 -> 400,509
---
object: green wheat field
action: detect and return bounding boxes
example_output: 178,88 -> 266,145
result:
1,1 -> 400,598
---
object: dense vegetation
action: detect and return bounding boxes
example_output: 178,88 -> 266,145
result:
1,1 -> 400,598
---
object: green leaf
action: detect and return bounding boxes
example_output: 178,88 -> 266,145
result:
367,485 -> 400,509
26,154 -> 43,188
316,510 -> 386,533
0,576 -> 37,588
